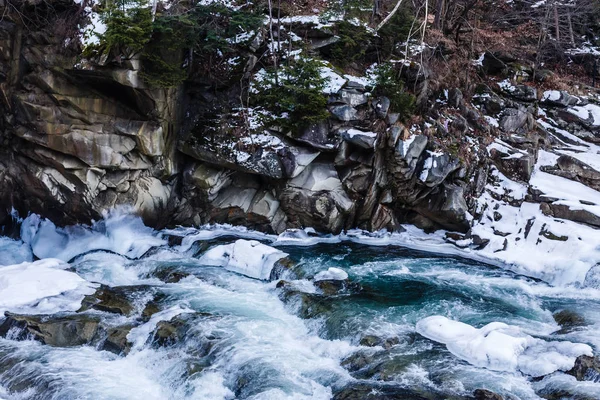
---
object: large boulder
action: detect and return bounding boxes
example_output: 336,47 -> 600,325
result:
340,129 -> 377,149
413,183 -> 471,232
291,121 -> 341,151
417,151 -> 461,187
488,139 -> 535,182
209,176 -> 288,234
541,90 -> 579,108
0,312 -> 102,347
280,163 -> 355,233
498,109 -> 534,134
393,134 -> 429,179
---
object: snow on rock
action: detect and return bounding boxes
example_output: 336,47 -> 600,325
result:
200,239 -> 288,280
319,66 -> 347,94
314,267 -> 348,281
567,103 -> 600,126
416,316 -> 592,377
531,150 -> 600,219
340,129 -> 377,149
0,259 -> 97,314
20,209 -> 166,262
471,191 -> 600,286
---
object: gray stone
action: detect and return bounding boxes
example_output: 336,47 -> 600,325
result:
448,88 -> 464,109
340,128 -> 377,149
278,145 -> 321,178
418,152 -> 461,187
187,164 -> 232,202
0,312 -> 102,347
293,121 -> 340,151
281,163 -> 355,233
502,84 -> 537,102
373,96 -> 390,118
329,104 -> 359,121
499,109 -> 534,134
541,90 -> 580,107
395,135 -> 428,179
337,89 -> 368,107
414,183 -> 470,232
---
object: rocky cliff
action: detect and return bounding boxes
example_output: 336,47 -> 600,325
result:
1,0 -> 599,281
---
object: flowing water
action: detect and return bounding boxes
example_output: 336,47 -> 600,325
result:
0,211 -> 599,400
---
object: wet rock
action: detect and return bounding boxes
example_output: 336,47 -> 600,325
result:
566,355 -> 600,381
553,310 -> 586,334
141,295 -> 166,321
341,350 -> 375,371
152,315 -> 193,347
100,325 -> 133,355
314,279 -> 348,295
0,312 -> 102,347
151,268 -> 192,283
78,285 -> 138,316
359,335 -> 400,349
474,389 -> 504,400
333,383 -> 432,400
276,286 -> 332,319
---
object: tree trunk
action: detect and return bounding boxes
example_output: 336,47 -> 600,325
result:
554,3 -> 560,41
375,0 -> 405,32
434,0 -> 445,31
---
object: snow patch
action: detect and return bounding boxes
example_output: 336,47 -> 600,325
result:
0,259 -> 97,314
199,239 -> 288,280
314,267 -> 348,281
416,316 -> 592,377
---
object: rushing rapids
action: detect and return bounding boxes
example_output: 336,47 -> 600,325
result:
0,210 -> 599,400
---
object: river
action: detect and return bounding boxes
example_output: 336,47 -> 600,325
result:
0,210 -> 598,399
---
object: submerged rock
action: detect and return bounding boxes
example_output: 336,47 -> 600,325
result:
333,383 -> 455,400
0,312 -> 102,347
100,325 -> 134,355
566,355 -> 600,381
78,285 -> 141,316
473,389 -> 504,400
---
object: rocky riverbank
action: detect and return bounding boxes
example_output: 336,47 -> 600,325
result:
0,0 -> 599,285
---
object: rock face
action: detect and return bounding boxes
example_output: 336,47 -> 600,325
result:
0,2 -> 176,226
1,0 -> 599,246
